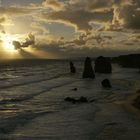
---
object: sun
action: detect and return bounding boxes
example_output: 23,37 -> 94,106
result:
2,34 -> 17,52
4,40 -> 15,51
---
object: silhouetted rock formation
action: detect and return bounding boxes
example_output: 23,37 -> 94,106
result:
70,61 -> 76,73
64,96 -> 88,104
82,57 -> 95,79
112,54 -> 140,68
94,56 -> 112,73
71,88 -> 78,91
101,79 -> 112,88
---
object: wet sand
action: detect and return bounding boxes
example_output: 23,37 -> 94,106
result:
122,91 -> 140,118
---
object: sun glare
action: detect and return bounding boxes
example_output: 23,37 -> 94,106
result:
4,40 -> 15,51
2,35 -> 17,52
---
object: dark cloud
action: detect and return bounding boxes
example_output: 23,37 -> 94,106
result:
125,42 -> 134,45
0,17 -> 5,23
0,7 -> 33,16
119,3 -> 140,29
42,0 -> 64,11
42,9 -> 113,32
12,41 -> 21,50
69,0 -> 115,11
34,41 -> 140,58
12,33 -> 35,50
0,17 -> 6,31
40,0 -> 140,32
0,0 -> 139,59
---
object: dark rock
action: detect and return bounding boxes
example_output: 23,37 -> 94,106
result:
72,88 -> 78,91
112,54 -> 140,68
94,56 -> 112,73
70,61 -> 76,73
78,96 -> 88,103
64,96 -> 88,104
102,79 -> 112,88
82,57 -> 95,79
106,122 -> 118,126
89,99 -> 96,103
64,97 -> 76,104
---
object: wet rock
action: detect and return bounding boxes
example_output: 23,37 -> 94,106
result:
72,88 -> 78,91
94,56 -> 112,73
64,97 -> 76,104
78,96 -> 88,103
102,79 -> 112,88
70,61 -> 76,73
89,99 -> 96,103
82,57 -> 95,79
64,96 -> 88,104
106,122 -> 118,126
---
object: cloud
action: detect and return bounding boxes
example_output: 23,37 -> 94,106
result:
30,22 -> 50,35
0,0 -> 139,59
0,17 -> 5,23
12,33 -> 35,49
118,3 -> 140,29
69,0 -> 114,11
42,0 -> 65,11
104,0 -> 140,30
34,40 -> 140,58
1,0 -> 139,34
42,9 -> 113,32
40,0 -> 139,32
0,7 -> 33,16
22,26 -> 139,58
0,17 -> 6,31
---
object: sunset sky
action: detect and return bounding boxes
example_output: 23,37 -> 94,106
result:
0,0 -> 140,59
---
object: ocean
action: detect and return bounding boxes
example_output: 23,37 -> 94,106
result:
0,59 -> 140,140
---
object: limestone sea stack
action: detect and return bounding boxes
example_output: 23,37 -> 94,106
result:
82,57 -> 95,79
70,61 -> 76,73
94,56 -> 112,73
